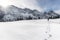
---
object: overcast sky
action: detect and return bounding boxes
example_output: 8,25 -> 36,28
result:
0,0 -> 60,12
10,0 -> 43,11
38,0 -> 60,11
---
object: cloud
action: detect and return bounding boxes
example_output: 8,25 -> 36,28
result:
37,0 -> 60,11
4,0 -> 60,11
9,0 -> 43,11
55,10 -> 60,14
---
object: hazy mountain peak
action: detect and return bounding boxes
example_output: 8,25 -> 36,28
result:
0,5 -> 59,22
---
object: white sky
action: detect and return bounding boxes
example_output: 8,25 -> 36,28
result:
0,0 -> 43,11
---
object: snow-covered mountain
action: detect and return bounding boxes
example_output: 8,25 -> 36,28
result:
0,5 -> 59,22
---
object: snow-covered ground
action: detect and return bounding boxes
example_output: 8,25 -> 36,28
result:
0,19 -> 60,40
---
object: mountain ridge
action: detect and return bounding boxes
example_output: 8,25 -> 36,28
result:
0,5 -> 59,22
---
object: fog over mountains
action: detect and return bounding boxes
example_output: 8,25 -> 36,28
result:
0,5 -> 60,22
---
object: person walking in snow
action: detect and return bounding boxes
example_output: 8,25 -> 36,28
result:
48,17 -> 49,21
